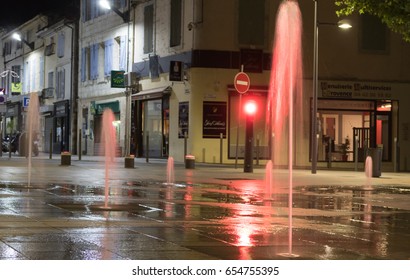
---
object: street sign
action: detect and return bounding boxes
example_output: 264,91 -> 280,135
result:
234,72 -> 250,94
23,96 -> 30,107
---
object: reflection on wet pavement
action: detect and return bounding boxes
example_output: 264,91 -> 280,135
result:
0,181 -> 409,260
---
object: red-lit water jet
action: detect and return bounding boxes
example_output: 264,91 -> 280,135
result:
101,109 -> 117,208
26,92 -> 40,188
166,156 -> 175,185
267,0 -> 303,257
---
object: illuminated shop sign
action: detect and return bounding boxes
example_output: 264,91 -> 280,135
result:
320,81 -> 393,99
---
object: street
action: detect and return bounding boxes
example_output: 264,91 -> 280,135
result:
0,154 -> 409,260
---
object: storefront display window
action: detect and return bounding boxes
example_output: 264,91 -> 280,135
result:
315,99 -> 394,162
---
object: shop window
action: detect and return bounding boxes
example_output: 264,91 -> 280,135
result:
316,98 -> 394,162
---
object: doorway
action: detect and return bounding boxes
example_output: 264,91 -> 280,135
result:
135,96 -> 169,158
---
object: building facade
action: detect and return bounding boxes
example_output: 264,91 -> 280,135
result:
1,13 -> 78,155
127,0 -> 410,171
6,1 -> 403,171
78,0 -> 131,157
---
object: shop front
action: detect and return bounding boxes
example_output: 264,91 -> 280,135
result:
315,98 -> 394,163
53,100 -> 70,153
132,86 -> 171,158
4,103 -> 21,136
92,100 -> 121,156
314,80 -> 401,170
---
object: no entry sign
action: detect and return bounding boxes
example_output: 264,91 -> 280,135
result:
234,72 -> 250,94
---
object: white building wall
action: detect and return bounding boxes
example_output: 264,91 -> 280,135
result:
78,0 -> 131,156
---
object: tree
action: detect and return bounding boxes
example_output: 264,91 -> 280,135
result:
335,0 -> 410,42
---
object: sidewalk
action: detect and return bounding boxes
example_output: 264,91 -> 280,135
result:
3,152 -> 409,188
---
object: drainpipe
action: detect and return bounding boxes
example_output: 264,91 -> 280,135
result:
64,19 -> 79,155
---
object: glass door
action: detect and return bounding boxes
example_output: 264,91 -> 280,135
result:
143,99 -> 163,158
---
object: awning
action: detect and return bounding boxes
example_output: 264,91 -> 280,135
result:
131,86 -> 172,101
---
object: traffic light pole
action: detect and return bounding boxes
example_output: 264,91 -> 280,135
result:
244,113 -> 254,173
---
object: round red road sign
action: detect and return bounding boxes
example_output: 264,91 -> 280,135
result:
234,72 -> 250,94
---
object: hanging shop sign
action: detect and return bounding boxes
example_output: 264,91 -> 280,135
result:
11,82 -> 22,95
111,70 -> 125,88
170,61 -> 183,82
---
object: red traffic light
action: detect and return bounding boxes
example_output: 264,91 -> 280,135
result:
244,100 -> 257,115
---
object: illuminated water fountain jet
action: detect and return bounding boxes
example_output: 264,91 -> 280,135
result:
101,108 -> 117,209
166,156 -> 175,185
268,0 -> 303,257
365,156 -> 373,178
264,160 -> 273,200
26,92 -> 40,188
364,155 -> 373,189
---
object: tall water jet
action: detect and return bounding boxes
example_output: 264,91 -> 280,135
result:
26,92 -> 40,188
166,156 -> 175,185
268,0 -> 303,257
101,108 -> 117,208
264,160 -> 273,200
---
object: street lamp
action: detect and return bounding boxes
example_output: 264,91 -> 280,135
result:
12,33 -> 34,51
99,0 -> 130,22
311,0 -> 352,174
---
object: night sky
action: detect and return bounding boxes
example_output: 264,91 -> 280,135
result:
0,0 -> 78,29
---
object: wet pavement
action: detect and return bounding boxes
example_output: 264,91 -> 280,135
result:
0,154 -> 409,260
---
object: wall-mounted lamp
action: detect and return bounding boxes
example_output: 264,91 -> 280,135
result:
99,0 -> 130,23
12,33 -> 34,51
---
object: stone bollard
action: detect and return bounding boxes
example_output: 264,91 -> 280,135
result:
124,155 -> 135,168
61,151 -> 71,166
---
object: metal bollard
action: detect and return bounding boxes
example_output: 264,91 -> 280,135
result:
220,133 -> 223,164
78,129 -> 82,161
61,151 -> 71,166
49,132 -> 53,159
145,132 -> 149,163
